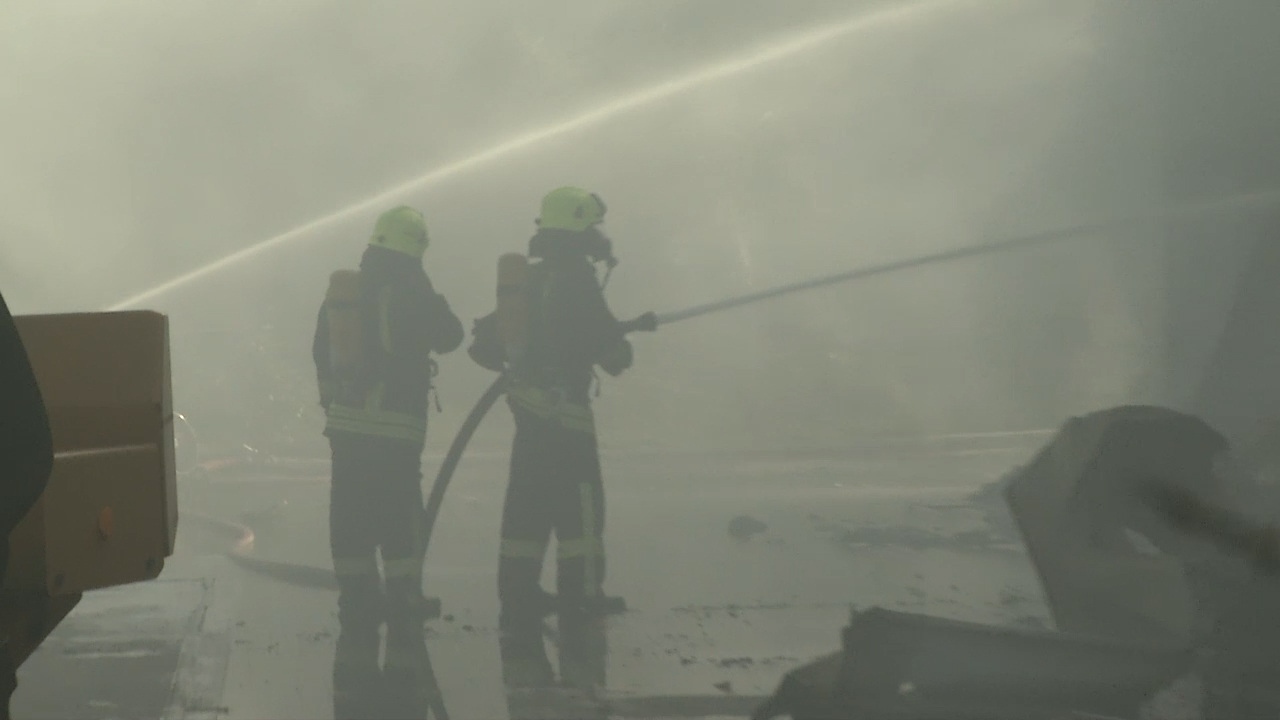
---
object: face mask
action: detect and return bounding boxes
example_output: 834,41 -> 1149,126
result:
585,230 -> 617,268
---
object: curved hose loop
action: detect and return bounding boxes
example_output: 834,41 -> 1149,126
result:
183,514 -> 452,719
419,316 -> 654,574
420,374 -> 509,563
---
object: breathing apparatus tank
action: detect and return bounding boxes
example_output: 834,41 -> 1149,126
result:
495,253 -> 530,366
325,270 -> 365,387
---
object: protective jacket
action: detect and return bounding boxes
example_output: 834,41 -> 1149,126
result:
314,246 -> 463,447
470,229 -> 633,430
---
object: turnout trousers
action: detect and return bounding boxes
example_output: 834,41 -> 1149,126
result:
328,432 -> 436,719
497,404 -> 607,687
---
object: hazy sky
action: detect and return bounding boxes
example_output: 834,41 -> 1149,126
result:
4,1 -> 1275,456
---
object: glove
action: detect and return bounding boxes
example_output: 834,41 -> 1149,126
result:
619,312 -> 657,334
598,339 -> 633,377
634,311 -> 657,332
467,314 -> 506,372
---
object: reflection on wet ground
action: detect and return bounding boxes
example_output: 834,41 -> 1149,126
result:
13,447 -> 1047,719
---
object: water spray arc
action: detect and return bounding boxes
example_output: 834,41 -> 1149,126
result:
207,184 -> 1280,603
655,186 -> 1280,325
418,184 -> 1280,587
105,0 -> 968,312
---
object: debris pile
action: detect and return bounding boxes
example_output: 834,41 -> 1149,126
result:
754,405 -> 1280,719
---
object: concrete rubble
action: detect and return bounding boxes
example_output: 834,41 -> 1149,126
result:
754,405 -> 1280,720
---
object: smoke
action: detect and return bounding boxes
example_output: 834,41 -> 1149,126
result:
8,0 -> 1270,457
1108,3 -> 1280,445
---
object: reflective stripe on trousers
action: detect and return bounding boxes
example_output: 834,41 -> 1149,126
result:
331,555 -> 421,584
500,538 -> 547,560
558,483 -> 602,598
498,406 -> 607,620
499,483 -> 606,606
328,433 -> 427,718
332,556 -> 379,579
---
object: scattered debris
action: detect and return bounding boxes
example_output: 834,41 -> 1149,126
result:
998,587 -> 1031,607
1010,615 -> 1049,630
756,606 -> 1188,720
756,406 -> 1280,719
728,515 -> 769,541
824,521 -> 1018,553
671,602 -> 794,615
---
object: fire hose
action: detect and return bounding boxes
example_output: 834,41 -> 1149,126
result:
171,188 -> 1280,720
417,201 -> 1227,580
197,185 -> 1280,601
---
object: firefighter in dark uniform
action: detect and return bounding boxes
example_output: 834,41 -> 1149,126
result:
313,205 -> 463,719
468,187 -> 637,689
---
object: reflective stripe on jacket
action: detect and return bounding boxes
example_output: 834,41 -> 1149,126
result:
506,381 -> 596,435
314,247 -> 463,446
326,385 -> 429,443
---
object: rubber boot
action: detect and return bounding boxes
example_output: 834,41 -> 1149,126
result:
499,607 -> 555,689
333,601 -> 386,720
383,619 -> 432,720
586,594 -> 627,616
558,612 -> 607,692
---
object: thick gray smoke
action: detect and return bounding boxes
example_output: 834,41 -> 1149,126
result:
5,1 -> 1275,458
1106,3 -> 1280,446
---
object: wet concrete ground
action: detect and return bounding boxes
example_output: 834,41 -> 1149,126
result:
11,443 -> 1049,720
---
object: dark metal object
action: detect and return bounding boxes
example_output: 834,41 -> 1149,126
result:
753,405 -> 1274,720
755,607 -> 1187,720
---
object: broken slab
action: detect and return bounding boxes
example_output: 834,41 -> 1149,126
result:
756,607 -> 1187,720
1003,405 -> 1253,647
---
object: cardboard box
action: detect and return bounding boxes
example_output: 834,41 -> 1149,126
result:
4,311 -> 177,595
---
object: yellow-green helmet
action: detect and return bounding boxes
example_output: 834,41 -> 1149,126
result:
369,205 -> 429,258
536,187 -> 607,233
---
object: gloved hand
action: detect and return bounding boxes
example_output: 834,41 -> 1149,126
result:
619,312 -> 657,334
597,339 -> 633,377
634,311 -> 657,332
467,314 -> 506,373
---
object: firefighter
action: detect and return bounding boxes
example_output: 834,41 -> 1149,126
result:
312,205 -> 463,719
468,186 -> 636,688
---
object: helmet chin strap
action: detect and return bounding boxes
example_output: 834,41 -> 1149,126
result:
599,255 -> 618,291
589,229 -> 618,290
